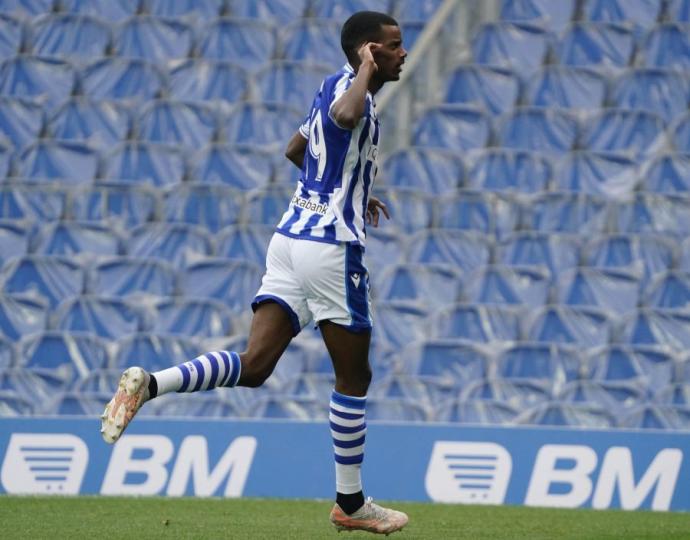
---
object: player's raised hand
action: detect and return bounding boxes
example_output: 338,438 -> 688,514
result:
358,41 -> 381,70
366,195 -> 390,227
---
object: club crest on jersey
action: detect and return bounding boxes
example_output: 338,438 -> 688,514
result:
350,273 -> 361,288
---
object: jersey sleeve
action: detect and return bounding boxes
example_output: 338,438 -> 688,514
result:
298,113 -> 310,139
327,72 -> 355,130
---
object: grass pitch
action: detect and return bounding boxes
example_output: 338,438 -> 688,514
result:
2,496 -> 690,539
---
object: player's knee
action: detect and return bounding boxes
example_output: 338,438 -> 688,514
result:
238,351 -> 275,388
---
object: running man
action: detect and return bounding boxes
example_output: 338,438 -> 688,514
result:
101,10 -> 408,535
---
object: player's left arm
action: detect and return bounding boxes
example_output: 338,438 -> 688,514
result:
285,130 -> 308,169
366,195 -> 390,227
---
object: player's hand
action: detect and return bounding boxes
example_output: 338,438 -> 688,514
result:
366,196 -> 390,227
358,42 -> 381,71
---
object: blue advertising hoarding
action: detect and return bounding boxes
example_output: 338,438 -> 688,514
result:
1,417 -> 688,512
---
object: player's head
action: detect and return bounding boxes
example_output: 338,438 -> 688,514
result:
341,11 -> 406,82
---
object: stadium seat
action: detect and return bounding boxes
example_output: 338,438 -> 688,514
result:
244,185 -> 293,225
580,109 -> 666,160
222,103 -> 303,150
557,379 -> 646,416
146,393 -> 245,419
47,97 -> 131,149
228,0 -> 308,24
0,294 -> 46,341
0,220 -> 29,267
435,398 -> 519,424
57,0 -> 138,22
103,142 -> 186,187
614,193 -> 690,237
113,332 -> 199,372
499,0 -> 576,32
168,59 -> 248,104
379,147 -> 464,194
312,0 -> 389,19
363,227 -> 407,275
517,401 -> 616,427
151,298 -> 234,339
496,231 -> 581,274
45,391 -> 113,416
619,403 -> 690,429
114,16 -> 192,63
0,144 -> 10,178
555,267 -> 640,315
80,58 -> 165,101
0,338 -> 16,366
16,140 -> 99,184
412,105 -> 490,151
1,255 -> 83,307
372,300 -> 431,350
640,23 -> 690,71
471,21 -> 551,73
443,65 -> 519,115
556,22 -> 635,71
248,395 -> 326,420
215,224 -> 275,265
128,222 -> 213,268
0,96 -> 44,150
672,112 -> 690,153
365,397 -> 431,422
180,258 -> 263,312
190,144 -> 272,190
587,344 -> 675,391
525,66 -> 607,110
147,0 -> 221,19
0,391 -> 34,415
163,184 -> 243,232
680,238 -> 690,272
618,308 -> 690,351
372,263 -> 462,307
199,18 -> 276,69
612,69 -> 689,124
255,60 -> 330,112
495,342 -> 582,388
498,107 -> 578,154
582,0 -> 662,31
431,303 -> 522,342
462,265 -> 552,308
0,183 -> 67,222
53,295 -> 142,339
643,271 -> 690,309
436,190 -> 519,238
281,19 -> 343,68
69,182 -> 158,228
642,153 -> 690,193
30,14 -> 111,61
31,221 -> 123,259
668,0 -> 690,22
395,0 -> 443,21
371,187 -> 432,234
582,233 -> 676,283
465,148 -> 553,193
461,377 -> 552,410
88,257 -> 176,298
0,14 -> 23,58
526,191 -> 611,234
0,56 -> 75,107
136,100 -> 217,147
406,229 -> 491,272
524,304 -> 614,347
656,382 -> 690,405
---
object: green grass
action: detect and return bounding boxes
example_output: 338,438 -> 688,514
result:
2,496 -> 690,540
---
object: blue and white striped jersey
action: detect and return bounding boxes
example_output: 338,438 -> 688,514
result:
276,63 -> 380,247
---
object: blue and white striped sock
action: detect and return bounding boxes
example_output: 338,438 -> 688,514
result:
151,351 -> 242,396
330,390 -> 367,495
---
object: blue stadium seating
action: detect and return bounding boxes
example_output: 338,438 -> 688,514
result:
656,382 -> 690,405
366,397 -> 431,422
114,16 -> 193,63
255,60 -> 330,112
137,100 -> 217,147
593,344 -> 676,391
582,0 -> 662,32
432,303 -> 522,342
113,332 -> 199,372
163,185 -> 243,232
499,0 -> 576,32
373,263 -> 462,307
244,185 -> 293,225
527,192 -> 611,234
406,229 -> 490,272
81,58 -> 165,101
0,0 -> 53,19
312,0 -> 390,20
216,224 -> 274,265
643,271 -> 690,309
47,98 -> 131,149
668,0 -> 690,22
151,298 -> 234,338
30,14 -> 111,61
618,308 -> 690,350
0,391 -> 34,415
517,401 -> 616,427
0,14 -> 23,58
148,0 -> 222,19
556,151 -> 640,198
466,148 -> 553,193
499,107 -> 578,154
435,190 -> 506,236
462,265 -> 552,308
0,339 -> 16,366
524,304 -> 614,346
46,391 -> 112,416
495,342 -> 582,387
556,22 -> 635,71
1,255 -> 83,307
363,227 -> 407,274
53,295 -> 142,339
0,56 -> 75,107
281,19 -> 343,68
612,69 -> 689,124
69,182 -> 157,227
371,300 -> 431,349
58,0 -> 138,22
444,65 -> 519,115
412,105 -> 490,151
0,183 -> 67,221
228,0 -> 308,24
371,187 -> 432,233
222,102 -> 302,150
103,142 -> 186,186
614,193 -> 690,237
211,129 -> 261,180
642,153 -> 690,193
525,66 -> 607,110
395,0 -> 443,21
581,109 -> 667,159
0,220 -> 29,267
16,140 -> 99,184
379,147 -> 464,194
0,294 -> 46,341
461,378 -> 552,410
556,267 -> 641,315
31,221 -> 123,259
557,379 -> 646,417
496,231 -> 581,274
673,112 -> 690,153
472,21 -> 551,73
128,222 -> 213,268
640,23 -> 690,71
199,18 -> 275,68
620,403 -> 690,429
436,399 -> 519,424
168,59 -> 248,104
88,257 -> 176,298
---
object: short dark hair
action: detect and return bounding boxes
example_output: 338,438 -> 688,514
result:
341,11 -> 398,65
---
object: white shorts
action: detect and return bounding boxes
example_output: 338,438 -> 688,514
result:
252,233 -> 372,335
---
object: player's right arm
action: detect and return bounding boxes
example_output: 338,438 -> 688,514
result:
330,42 -> 380,130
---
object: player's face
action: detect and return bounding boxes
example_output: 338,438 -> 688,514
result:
373,25 -> 407,82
